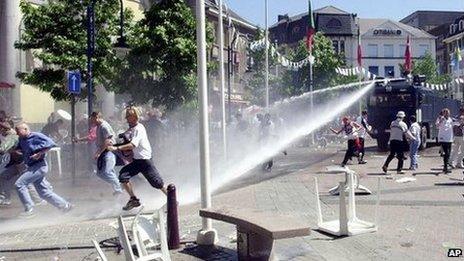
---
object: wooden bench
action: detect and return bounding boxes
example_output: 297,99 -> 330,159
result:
199,207 -> 311,261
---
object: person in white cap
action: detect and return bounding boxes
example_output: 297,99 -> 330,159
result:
436,108 -> 454,173
382,111 -> 415,174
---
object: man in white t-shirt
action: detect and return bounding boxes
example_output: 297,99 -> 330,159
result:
382,111 -> 415,174
108,107 -> 167,211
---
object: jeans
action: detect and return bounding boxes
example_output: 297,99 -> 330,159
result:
15,162 -> 69,211
451,137 -> 464,167
1,165 -> 42,202
409,140 -> 420,169
97,152 -> 122,193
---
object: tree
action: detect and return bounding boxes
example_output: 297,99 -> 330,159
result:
279,32 -> 351,99
244,29 -> 280,106
111,0 -> 212,110
411,53 -> 451,84
15,0 -> 131,101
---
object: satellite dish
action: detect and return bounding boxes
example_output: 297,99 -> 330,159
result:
57,109 -> 72,121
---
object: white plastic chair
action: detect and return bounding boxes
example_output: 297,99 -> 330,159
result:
91,239 -> 108,261
131,208 -> 171,261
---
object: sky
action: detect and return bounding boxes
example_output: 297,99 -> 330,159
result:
226,0 -> 464,27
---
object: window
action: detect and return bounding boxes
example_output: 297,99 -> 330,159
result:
367,44 -> 378,57
418,44 -> 429,57
340,40 -> 345,54
332,40 -> 339,53
368,66 -> 379,75
383,44 -> 394,57
450,24 -> 457,35
460,20 -> 464,31
369,93 -> 413,107
327,18 -> 342,28
384,66 -> 394,77
399,44 -> 406,57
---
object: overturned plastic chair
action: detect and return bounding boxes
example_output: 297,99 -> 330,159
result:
91,239 -> 108,261
131,208 -> 171,261
314,171 -> 381,236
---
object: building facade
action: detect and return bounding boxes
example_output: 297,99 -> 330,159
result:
443,15 -> 464,99
401,11 -> 464,75
0,0 -> 255,123
359,19 -> 436,78
269,6 -> 358,66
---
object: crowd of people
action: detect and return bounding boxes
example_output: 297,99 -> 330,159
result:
0,107 -> 167,217
330,108 -> 464,176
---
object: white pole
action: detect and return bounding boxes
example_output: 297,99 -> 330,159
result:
218,0 -> 227,160
196,0 -> 217,245
264,0 -> 269,109
0,0 -> 21,116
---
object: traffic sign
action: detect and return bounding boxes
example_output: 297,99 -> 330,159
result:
67,70 -> 81,94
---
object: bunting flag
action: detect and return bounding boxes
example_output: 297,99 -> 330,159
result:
306,0 -> 316,52
404,36 -> 412,73
249,38 -> 315,69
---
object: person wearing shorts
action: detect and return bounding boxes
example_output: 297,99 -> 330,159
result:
108,107 -> 167,211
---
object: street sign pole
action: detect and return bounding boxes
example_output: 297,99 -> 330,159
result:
71,94 -> 76,184
67,70 -> 81,184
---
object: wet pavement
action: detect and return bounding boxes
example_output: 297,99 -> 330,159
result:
0,141 -> 463,260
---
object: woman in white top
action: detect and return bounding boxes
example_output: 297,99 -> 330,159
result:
436,108 -> 454,173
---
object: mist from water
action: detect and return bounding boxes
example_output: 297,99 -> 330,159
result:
0,80 -> 376,234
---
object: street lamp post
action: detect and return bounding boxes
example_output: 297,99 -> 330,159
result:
196,0 -> 217,246
86,1 -> 96,129
264,0 -> 269,109
87,0 -> 128,128
218,0 -> 227,159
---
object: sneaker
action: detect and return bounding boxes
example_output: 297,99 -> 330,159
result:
0,199 -> 11,206
62,203 -> 73,213
358,160 -> 367,164
444,170 -> 452,174
34,200 -> 47,206
397,171 -> 405,174
122,198 -> 141,211
113,191 -> 123,196
19,208 -> 36,218
382,166 -> 388,173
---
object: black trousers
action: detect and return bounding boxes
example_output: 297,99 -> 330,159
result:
119,159 -> 164,189
440,142 -> 452,171
342,139 -> 356,165
383,140 -> 404,171
359,137 -> 365,161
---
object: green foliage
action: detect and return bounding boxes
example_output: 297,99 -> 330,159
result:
16,0 -> 132,101
244,28 -> 280,106
111,0 -> 213,110
278,33 -> 350,99
412,53 -> 451,84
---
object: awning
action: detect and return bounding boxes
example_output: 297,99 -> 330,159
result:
0,82 -> 15,88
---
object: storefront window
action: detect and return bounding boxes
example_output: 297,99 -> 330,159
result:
384,66 -> 394,77
368,66 -> 379,75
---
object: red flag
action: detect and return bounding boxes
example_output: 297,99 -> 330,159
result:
306,0 -> 315,52
404,36 -> 412,73
357,27 -> 362,67
0,82 -> 15,88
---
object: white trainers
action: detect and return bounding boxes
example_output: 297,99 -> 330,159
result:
62,203 -> 73,213
19,208 -> 36,218
34,200 -> 47,206
0,198 -> 11,206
